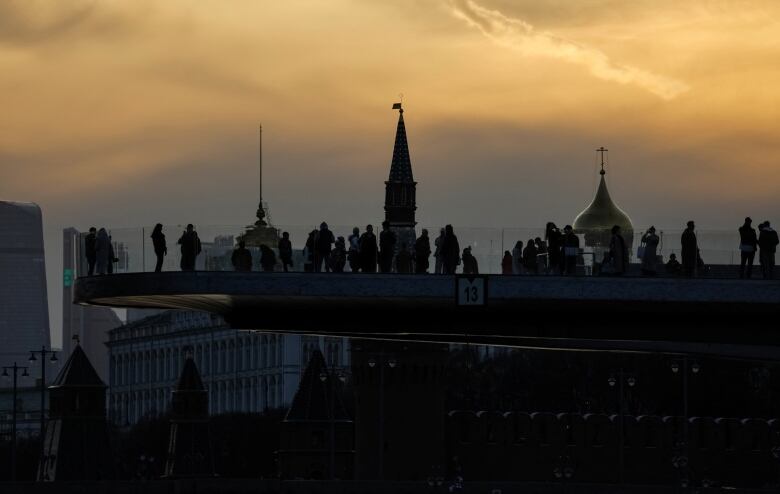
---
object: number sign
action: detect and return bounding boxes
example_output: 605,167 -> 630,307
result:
456,275 -> 488,306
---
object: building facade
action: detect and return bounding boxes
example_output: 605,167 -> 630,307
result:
106,310 -> 349,426
0,201 -> 51,383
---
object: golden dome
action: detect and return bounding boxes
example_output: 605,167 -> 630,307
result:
573,169 -> 633,249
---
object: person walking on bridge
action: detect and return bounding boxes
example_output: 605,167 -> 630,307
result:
260,244 -> 277,272
739,217 -> 758,279
85,227 -> 97,276
231,240 -> 252,272
95,228 -> 111,275
502,251 -> 513,274
640,226 -> 659,276
462,246 -> 479,275
331,236 -> 347,273
278,232 -> 293,272
681,221 -> 698,277
441,224 -> 461,275
758,221 -> 779,280
523,238 -> 538,275
359,224 -> 378,273
434,228 -> 445,274
151,224 -> 167,273
348,227 -> 361,273
314,222 -> 335,272
379,221 -> 397,273
414,229 -> 431,274
178,224 -> 201,271
512,241 -> 524,275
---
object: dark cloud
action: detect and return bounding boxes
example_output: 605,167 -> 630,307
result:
0,1 -> 135,47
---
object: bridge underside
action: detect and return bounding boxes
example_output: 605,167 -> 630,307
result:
75,272 -> 780,359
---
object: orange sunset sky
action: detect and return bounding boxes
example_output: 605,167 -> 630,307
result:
1,1 -> 779,342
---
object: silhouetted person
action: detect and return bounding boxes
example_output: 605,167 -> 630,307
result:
359,224 -> 378,273
151,223 -> 167,273
231,240 -> 252,272
501,251 -> 513,274
260,244 -> 276,272
462,246 -> 478,274
178,224 -> 201,271
441,224 -> 461,274
759,221 -> 779,279
315,222 -> 335,273
681,221 -> 697,277
640,226 -> 659,276
348,227 -> 361,273
303,229 -> 317,272
523,238 -> 538,275
608,225 -> 628,276
546,222 -> 562,275
535,237 -> 548,273
396,243 -> 412,273
434,228 -> 445,274
512,241 -> 523,275
107,235 -> 116,274
85,227 -> 97,275
563,225 -> 580,275
379,221 -> 396,273
739,217 -> 758,279
666,253 -> 681,275
414,229 -> 431,274
331,236 -> 347,273
95,228 -> 110,275
278,232 -> 293,272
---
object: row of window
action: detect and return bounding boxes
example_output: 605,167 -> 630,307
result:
110,333 -> 286,386
110,375 -> 285,426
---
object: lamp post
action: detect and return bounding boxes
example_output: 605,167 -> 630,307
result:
28,346 -> 58,443
2,363 -> 30,482
608,368 -> 636,484
670,356 -> 700,490
319,367 -> 346,479
553,454 -> 575,493
367,350 -> 396,480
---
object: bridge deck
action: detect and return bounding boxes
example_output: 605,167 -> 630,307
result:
74,272 -> 780,359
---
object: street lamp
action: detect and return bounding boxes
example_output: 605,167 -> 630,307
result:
669,356 -> 700,490
362,347 -> 398,480
2,362 -> 30,482
608,369 -> 636,484
553,454 -> 575,490
28,346 -> 58,445
319,368 -> 347,480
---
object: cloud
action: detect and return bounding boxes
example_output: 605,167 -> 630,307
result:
447,0 -> 690,100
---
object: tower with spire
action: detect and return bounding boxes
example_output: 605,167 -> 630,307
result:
573,147 -> 634,259
37,344 -> 115,481
384,102 -> 418,254
164,352 -> 215,478
242,124 -> 281,248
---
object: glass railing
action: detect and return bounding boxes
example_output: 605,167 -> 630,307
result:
72,225 -> 758,279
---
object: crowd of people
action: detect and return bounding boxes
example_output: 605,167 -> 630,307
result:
84,218 -> 778,280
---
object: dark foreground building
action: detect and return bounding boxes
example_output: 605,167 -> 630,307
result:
279,349 -> 354,480
164,354 -> 215,478
37,344 -> 114,481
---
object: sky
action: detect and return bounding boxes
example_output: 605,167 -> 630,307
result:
1,0 -> 779,345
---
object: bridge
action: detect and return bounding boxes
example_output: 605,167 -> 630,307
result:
74,272 -> 780,359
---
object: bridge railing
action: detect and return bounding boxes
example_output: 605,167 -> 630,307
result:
73,225 -> 753,278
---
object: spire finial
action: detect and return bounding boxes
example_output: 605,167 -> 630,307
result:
392,94 -> 404,114
596,147 -> 608,175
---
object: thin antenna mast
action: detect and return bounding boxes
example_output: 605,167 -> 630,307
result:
258,124 -> 263,204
